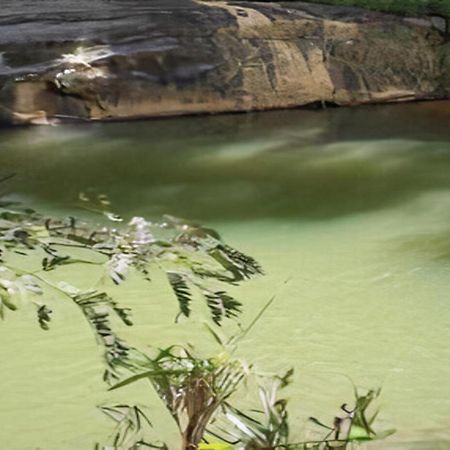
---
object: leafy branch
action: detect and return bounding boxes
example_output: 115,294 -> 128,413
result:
0,197 -> 263,383
97,404 -> 165,450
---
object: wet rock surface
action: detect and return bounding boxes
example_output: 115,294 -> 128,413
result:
1,0 -> 450,124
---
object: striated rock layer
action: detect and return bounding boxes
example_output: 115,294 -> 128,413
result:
1,0 -> 450,124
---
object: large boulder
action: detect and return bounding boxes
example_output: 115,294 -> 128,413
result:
1,0 -> 450,124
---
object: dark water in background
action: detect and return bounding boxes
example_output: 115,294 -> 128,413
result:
2,102 -> 450,448
2,101 -> 450,221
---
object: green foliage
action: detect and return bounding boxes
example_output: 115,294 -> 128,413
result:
211,370 -> 293,450
36,304 -> 52,330
112,346 -> 245,450
59,284 -> 137,383
97,404 -> 160,450
0,192 -> 262,382
300,0 -> 450,20
198,444 -> 233,450
168,271 -> 192,319
304,387 -> 395,449
109,345 -> 247,450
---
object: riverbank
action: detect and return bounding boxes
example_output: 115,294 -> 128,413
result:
1,0 -> 450,124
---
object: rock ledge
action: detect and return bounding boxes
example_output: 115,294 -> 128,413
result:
1,0 -> 450,124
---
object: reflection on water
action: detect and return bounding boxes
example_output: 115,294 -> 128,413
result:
2,102 -> 450,449
2,102 -> 450,222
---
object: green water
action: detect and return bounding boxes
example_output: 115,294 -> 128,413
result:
2,102 -> 450,449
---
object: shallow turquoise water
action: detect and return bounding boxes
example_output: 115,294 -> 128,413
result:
2,102 -> 450,449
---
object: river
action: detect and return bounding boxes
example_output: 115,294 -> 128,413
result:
1,102 -> 450,449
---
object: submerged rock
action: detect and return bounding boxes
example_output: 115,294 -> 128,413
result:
1,0 -> 450,124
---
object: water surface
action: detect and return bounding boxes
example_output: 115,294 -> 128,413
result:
2,102 -> 450,449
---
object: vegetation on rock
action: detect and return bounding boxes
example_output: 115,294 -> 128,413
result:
299,0 -> 450,32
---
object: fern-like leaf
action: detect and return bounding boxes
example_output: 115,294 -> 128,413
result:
36,304 -> 52,330
204,290 -> 242,326
167,271 -> 192,319
61,287 -> 134,383
209,244 -> 263,282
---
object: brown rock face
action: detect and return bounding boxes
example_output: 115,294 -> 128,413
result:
0,0 -> 449,124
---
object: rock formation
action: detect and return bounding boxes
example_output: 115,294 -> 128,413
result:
1,0 -> 449,124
